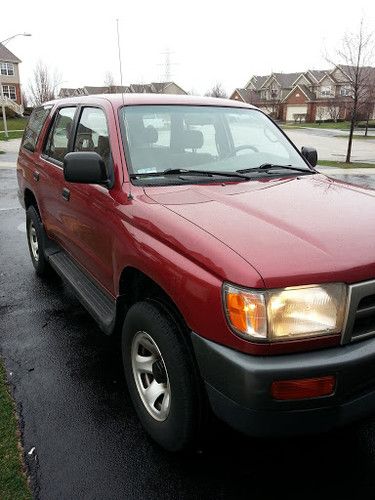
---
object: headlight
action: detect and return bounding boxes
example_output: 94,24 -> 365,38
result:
223,283 -> 347,342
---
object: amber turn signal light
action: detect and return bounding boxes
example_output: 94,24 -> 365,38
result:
271,375 -> 335,400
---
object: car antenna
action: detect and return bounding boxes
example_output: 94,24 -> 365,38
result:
116,18 -> 133,200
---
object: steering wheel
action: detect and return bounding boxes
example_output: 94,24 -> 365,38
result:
232,145 -> 259,155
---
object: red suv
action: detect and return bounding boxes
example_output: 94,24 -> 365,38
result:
17,94 -> 375,451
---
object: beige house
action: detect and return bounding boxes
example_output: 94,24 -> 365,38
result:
59,81 -> 187,98
0,43 -> 23,115
231,66 -> 375,123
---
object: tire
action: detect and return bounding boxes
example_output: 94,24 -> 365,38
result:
122,301 -> 205,451
26,206 -> 50,277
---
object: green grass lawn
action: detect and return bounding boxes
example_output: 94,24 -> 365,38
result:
0,363 -> 31,500
283,121 -> 351,130
318,160 -> 375,168
0,131 -> 24,141
282,120 -> 375,131
0,117 -> 28,132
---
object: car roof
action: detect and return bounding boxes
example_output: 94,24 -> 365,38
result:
45,93 -> 257,109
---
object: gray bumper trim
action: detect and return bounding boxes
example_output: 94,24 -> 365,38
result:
191,333 -> 375,412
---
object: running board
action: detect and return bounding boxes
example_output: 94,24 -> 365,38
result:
48,251 -> 116,335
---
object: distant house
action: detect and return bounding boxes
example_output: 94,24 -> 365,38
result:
59,81 -> 187,98
231,66 -> 375,122
0,43 -> 23,115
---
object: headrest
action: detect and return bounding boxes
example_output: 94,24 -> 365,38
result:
142,125 -> 158,144
183,129 -> 203,150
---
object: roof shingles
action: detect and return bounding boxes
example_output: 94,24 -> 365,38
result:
0,43 -> 21,63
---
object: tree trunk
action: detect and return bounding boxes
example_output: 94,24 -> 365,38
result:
365,112 -> 370,136
346,99 -> 357,163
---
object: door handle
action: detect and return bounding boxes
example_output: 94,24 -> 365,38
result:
33,171 -> 40,182
62,188 -> 70,201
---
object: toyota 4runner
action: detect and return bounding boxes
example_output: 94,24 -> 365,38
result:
17,94 -> 375,451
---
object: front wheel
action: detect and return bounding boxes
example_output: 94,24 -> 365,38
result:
122,301 -> 205,451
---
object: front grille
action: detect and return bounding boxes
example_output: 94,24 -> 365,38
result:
342,281 -> 375,344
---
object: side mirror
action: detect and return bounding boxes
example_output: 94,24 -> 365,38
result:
301,146 -> 318,168
63,152 -> 110,186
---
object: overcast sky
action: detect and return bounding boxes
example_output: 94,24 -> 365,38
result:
3,0 -> 375,96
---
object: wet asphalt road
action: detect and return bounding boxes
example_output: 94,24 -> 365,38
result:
3,168 -> 375,499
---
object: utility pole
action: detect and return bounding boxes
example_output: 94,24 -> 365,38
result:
159,48 -> 178,81
163,49 -> 171,81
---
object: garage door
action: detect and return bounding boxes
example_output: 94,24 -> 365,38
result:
286,105 -> 308,121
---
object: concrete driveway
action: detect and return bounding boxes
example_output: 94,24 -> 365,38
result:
284,127 -> 375,164
0,138 -> 20,168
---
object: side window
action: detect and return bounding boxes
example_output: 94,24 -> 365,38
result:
74,108 -> 111,166
45,107 -> 76,163
22,106 -> 51,152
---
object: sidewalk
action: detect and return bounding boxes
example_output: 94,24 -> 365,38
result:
0,138 -> 20,169
317,166 -> 375,175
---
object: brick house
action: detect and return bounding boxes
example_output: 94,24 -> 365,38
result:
59,81 -> 187,98
0,43 -> 23,114
231,66 -> 375,122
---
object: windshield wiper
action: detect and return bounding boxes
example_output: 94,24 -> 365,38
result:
130,168 -> 252,180
237,163 -> 314,174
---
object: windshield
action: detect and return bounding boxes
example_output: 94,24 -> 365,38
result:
120,105 -> 310,179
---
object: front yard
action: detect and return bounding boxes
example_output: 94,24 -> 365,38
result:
0,131 -> 24,141
0,117 -> 28,132
282,120 -> 375,131
0,363 -> 31,500
318,160 -> 375,168
0,118 -> 28,141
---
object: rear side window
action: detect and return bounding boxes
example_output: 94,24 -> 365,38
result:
22,106 -> 51,152
74,107 -> 111,167
44,107 -> 76,163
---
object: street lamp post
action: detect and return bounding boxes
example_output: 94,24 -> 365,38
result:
0,85 -> 8,138
0,33 -> 32,45
0,33 -> 31,139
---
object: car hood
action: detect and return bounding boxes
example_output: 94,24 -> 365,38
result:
144,174 -> 375,288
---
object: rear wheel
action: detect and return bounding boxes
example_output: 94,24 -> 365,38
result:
26,206 -> 50,277
122,301 -> 205,451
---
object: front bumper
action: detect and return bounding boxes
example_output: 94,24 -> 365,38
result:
191,332 -> 375,436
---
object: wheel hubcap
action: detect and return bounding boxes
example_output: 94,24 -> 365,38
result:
28,221 -> 39,262
131,331 -> 171,421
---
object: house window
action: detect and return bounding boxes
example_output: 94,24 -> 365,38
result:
0,62 -> 14,76
340,85 -> 352,97
270,89 -> 279,99
260,90 -> 267,100
2,85 -> 16,100
321,85 -> 333,97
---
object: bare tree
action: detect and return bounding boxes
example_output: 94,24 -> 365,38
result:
361,77 -> 375,136
104,71 -> 116,92
205,82 -> 227,98
330,20 -> 374,162
316,106 -> 325,124
28,61 -> 62,106
264,97 -> 282,120
21,91 -> 29,108
327,98 -> 341,122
